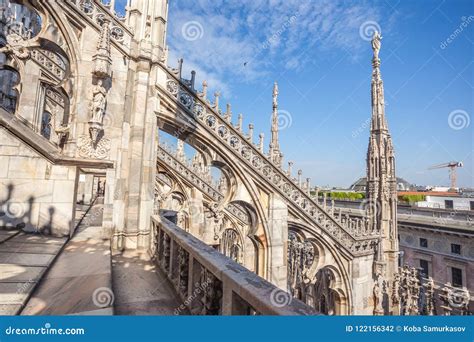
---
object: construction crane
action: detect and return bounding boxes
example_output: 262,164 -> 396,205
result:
428,161 -> 463,191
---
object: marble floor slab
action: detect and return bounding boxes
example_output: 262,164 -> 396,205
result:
8,234 -> 66,245
0,252 -> 56,267
0,242 -> 62,254
21,202 -> 113,316
0,264 -> 46,283
0,230 -> 20,243
112,253 -> 187,315
0,229 -> 67,315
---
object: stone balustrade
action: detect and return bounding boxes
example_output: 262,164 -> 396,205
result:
151,214 -> 318,315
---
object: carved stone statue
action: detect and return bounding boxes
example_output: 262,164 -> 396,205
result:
91,80 -> 107,123
373,272 -> 385,315
391,272 -> 400,305
371,31 -> 382,60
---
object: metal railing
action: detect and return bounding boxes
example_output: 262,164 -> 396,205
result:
150,214 -> 318,316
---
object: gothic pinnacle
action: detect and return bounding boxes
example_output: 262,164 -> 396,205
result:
202,80 -> 208,98
269,81 -> 281,166
226,103 -> 232,122
258,133 -> 264,153
248,124 -> 254,142
177,58 -> 183,78
190,70 -> 196,90
237,114 -> 243,132
287,161 -> 293,177
214,91 -> 220,111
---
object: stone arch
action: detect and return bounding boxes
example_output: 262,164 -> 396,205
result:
310,265 -> 349,315
288,221 -> 352,314
157,115 -> 274,280
226,200 -> 261,272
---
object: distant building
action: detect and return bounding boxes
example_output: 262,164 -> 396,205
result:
349,177 -> 413,192
415,195 -> 474,211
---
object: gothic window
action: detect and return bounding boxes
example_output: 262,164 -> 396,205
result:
312,267 -> 337,315
40,111 -> 52,140
221,229 -> 242,264
39,85 -> 70,146
0,67 -> 19,113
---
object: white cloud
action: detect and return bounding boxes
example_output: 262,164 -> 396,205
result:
167,0 -> 386,98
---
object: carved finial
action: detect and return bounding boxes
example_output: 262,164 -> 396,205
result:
176,139 -> 185,162
214,91 -> 220,111
238,114 -> 243,132
161,45 -> 169,64
93,19 -> 112,78
287,161 -> 293,177
297,170 -> 302,187
273,81 -> 279,109
178,58 -> 184,78
248,123 -> 254,142
306,178 -> 311,195
226,103 -> 232,122
202,80 -> 208,98
190,70 -> 196,91
258,133 -> 264,153
269,81 -> 282,167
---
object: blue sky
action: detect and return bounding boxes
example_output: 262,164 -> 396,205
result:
117,0 -> 473,188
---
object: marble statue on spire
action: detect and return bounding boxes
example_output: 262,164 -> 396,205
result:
371,31 -> 382,60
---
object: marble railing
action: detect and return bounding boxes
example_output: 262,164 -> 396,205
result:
151,214 -> 318,315
65,0 -> 132,48
157,145 -> 250,225
157,65 -> 379,256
